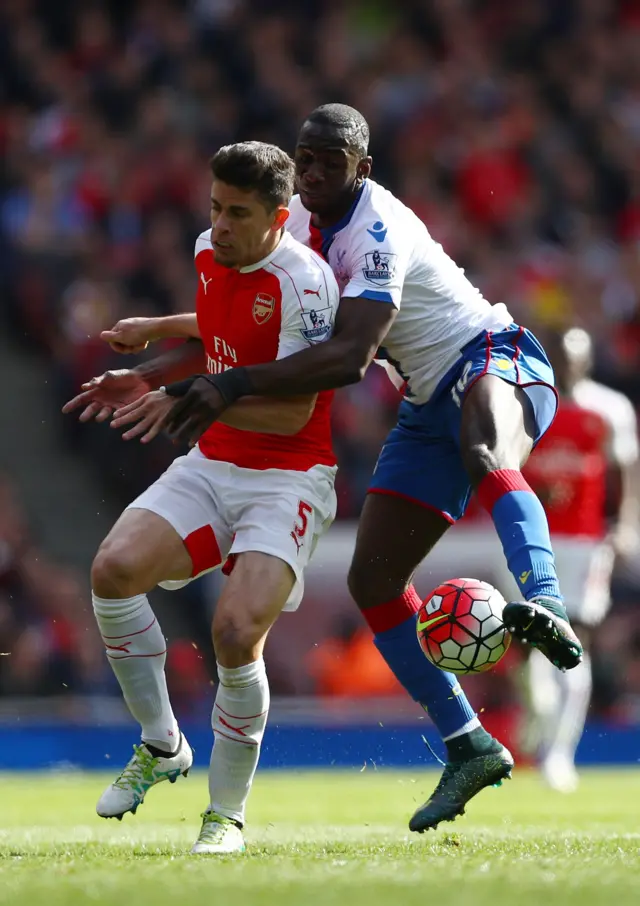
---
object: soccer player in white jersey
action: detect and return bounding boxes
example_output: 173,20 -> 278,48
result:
64,142 -> 340,854
161,105 -> 585,832
521,328 -> 639,792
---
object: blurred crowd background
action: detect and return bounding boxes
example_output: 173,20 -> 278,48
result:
2,0 -> 640,740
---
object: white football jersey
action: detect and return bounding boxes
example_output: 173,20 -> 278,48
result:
286,178 -> 512,404
573,379 -> 639,467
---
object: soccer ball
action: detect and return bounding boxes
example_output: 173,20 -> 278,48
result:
416,578 -> 511,675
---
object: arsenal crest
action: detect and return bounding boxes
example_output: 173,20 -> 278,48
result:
253,293 -> 275,325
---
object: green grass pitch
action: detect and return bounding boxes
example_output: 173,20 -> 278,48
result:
0,768 -> 637,905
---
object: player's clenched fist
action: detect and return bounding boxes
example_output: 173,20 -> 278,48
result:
62,370 -> 151,423
100,318 -> 159,354
111,390 -> 174,443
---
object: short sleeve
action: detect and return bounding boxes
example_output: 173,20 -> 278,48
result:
269,259 -> 340,360
341,220 -> 412,309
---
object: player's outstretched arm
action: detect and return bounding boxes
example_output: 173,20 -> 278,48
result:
62,338 -> 206,424
101,314 -> 200,354
111,390 -> 318,443
133,337 -> 206,390
162,298 -> 396,445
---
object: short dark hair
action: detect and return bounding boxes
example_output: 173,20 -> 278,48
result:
305,104 -> 370,157
209,141 -> 295,210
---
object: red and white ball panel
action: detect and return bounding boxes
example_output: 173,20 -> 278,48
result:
416,578 -> 511,675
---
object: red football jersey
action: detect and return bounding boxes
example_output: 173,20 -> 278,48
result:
523,399 -> 609,538
194,229 -> 339,471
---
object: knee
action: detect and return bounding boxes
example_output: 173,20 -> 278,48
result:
347,562 -> 366,606
91,539 -> 146,599
213,614 -> 263,667
461,377 -> 536,485
347,560 -> 392,611
462,441 -> 501,487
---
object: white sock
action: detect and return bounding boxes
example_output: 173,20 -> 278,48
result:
543,652 -> 592,762
526,649 -> 560,722
209,658 -> 270,825
525,648 -> 591,763
522,650 -> 561,756
92,592 -> 179,752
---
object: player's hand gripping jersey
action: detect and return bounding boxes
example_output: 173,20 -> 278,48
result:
286,178 -> 514,404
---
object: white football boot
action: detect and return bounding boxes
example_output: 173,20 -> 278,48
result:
541,750 -> 579,794
97,734 -> 193,820
191,810 -> 246,854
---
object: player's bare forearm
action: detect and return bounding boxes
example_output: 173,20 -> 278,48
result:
134,338 -> 207,390
246,336 -> 365,394
219,394 -> 317,435
246,297 -> 397,396
102,314 -> 200,353
147,314 -> 200,340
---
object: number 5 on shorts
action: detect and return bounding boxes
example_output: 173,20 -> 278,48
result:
291,501 -> 313,553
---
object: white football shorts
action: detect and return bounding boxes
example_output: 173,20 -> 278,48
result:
127,447 -> 337,611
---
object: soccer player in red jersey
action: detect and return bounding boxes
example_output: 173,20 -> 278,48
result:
64,142 -> 340,853
157,106 -> 584,831
68,107 -> 576,834
522,329 -> 639,791
67,108 -> 587,834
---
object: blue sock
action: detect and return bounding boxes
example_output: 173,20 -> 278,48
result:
478,469 -> 563,605
371,607 -> 478,740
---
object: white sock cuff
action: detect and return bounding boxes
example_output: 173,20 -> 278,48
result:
92,591 -> 148,623
442,717 -> 481,742
216,658 -> 266,688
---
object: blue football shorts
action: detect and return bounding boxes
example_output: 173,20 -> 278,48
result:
368,324 -> 558,523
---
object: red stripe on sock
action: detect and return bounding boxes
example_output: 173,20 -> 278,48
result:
102,618 -> 157,640
106,650 -> 167,660
214,729 -> 259,747
214,703 -> 268,721
477,469 -> 533,514
363,585 -> 423,635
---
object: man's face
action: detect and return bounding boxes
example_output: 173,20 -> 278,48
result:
563,329 -> 592,384
209,180 -> 287,269
294,121 -> 369,217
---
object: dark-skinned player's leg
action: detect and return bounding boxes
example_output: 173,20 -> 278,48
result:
348,493 -> 476,736
349,493 -> 514,833
460,374 -> 583,670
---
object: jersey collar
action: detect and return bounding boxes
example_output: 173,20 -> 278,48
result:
314,180 -> 367,258
238,229 -> 289,273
